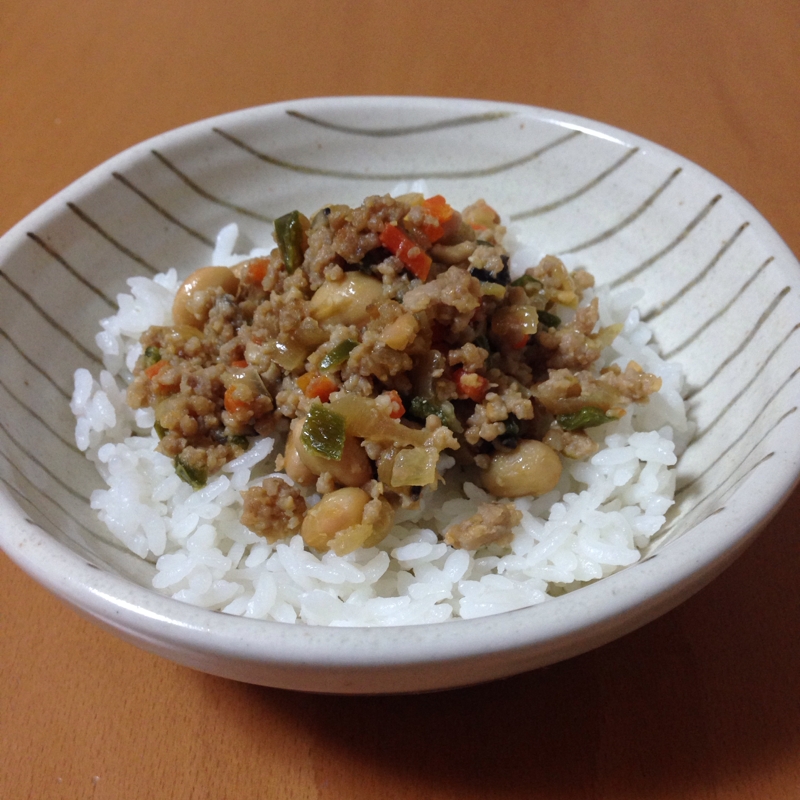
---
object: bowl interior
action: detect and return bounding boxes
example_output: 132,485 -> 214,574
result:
1,97 -> 799,649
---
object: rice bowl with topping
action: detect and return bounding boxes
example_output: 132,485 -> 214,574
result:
70,190 -> 690,626
2,95 -> 798,691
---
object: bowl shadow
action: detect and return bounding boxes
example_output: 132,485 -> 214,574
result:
192,484 -> 800,799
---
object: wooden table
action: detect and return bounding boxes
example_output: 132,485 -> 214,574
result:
2,2 -> 799,797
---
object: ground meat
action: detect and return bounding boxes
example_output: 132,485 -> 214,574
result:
530,254 -> 580,308
302,224 -> 341,290
240,477 -> 307,542
402,266 -> 483,333
126,193 -> 665,553
543,427 -> 600,459
448,342 -> 489,372
464,381 -> 534,445
329,195 -> 408,264
444,501 -> 522,550
533,363 -> 661,416
598,361 -> 663,403
538,298 -> 606,370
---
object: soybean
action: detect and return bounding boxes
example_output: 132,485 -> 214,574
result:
482,439 -> 562,498
301,487 -> 371,550
172,267 -> 239,327
308,273 -> 384,327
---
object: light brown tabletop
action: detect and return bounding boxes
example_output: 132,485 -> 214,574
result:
2,2 -> 800,798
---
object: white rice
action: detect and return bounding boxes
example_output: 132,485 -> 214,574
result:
71,217 -> 691,626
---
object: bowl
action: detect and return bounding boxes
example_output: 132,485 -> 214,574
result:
1,96 -> 799,694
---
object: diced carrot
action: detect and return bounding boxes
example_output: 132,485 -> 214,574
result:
511,335 -> 530,350
144,359 -> 168,379
223,385 -> 245,415
453,368 -> 490,403
419,195 -> 454,243
423,195 -> 454,223
231,359 -> 248,368
246,257 -> 269,284
385,390 -> 405,419
306,375 -> 338,403
379,223 -> 432,281
296,372 -> 313,393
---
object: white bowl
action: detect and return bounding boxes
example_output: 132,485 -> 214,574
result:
1,97 -> 798,693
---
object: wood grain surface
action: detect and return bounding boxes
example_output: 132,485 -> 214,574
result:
2,1 -> 799,797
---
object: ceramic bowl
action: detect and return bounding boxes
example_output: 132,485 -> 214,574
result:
1,97 -> 799,694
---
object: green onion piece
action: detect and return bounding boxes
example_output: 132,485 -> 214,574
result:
228,435 -> 250,451
174,455 -> 207,489
274,210 -> 306,273
143,346 -> 161,368
320,339 -> 358,372
511,274 -> 543,289
557,406 -> 614,431
301,403 -> 346,460
154,421 -> 167,440
538,310 -> 561,329
475,239 -> 494,246
408,397 -> 463,433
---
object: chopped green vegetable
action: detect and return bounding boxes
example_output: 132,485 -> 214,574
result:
408,397 -> 463,433
154,421 -> 166,440
274,210 -> 306,273
143,346 -> 161,368
174,456 -> 207,488
537,310 -> 561,329
320,339 -> 358,371
557,406 -> 615,431
301,403 -> 346,460
499,414 -> 520,447
511,274 -> 543,289
228,435 -> 250,450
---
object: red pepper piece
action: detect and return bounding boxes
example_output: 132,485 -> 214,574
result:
453,368 -> 490,403
384,390 -> 405,419
379,223 -> 432,281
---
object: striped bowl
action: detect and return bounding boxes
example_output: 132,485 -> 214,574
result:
1,97 -> 798,693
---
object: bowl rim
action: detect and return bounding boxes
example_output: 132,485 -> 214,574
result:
2,95 -> 799,689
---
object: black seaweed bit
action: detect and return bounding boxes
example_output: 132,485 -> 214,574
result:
470,267 -> 496,283
497,255 -> 511,285
470,256 -> 510,286
355,245 -> 393,273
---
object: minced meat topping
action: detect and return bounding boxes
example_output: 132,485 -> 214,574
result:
127,194 -> 662,553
